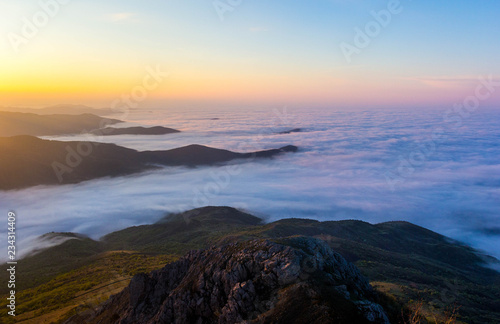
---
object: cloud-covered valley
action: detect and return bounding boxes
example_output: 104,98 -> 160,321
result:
2,107 -> 499,260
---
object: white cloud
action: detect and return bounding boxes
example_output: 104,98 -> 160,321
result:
2,107 -> 500,262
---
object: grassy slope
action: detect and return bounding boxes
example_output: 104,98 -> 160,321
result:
0,252 -> 177,324
2,207 -> 499,323
102,206 -> 263,253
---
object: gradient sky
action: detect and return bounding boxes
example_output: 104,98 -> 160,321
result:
1,0 -> 499,109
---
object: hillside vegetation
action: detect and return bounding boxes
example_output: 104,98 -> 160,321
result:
2,207 -> 499,323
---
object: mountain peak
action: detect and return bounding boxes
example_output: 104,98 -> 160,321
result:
159,206 -> 263,226
71,238 -> 389,324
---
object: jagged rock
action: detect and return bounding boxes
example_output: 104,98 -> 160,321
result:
71,237 -> 389,324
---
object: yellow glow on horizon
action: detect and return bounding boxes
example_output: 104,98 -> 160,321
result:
0,55 -> 475,109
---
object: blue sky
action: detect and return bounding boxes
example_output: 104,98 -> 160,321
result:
1,0 -> 499,108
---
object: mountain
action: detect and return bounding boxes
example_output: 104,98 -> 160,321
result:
0,136 -> 298,190
3,207 -> 499,323
140,144 -> 297,166
73,238 -> 389,324
90,126 -> 180,136
278,128 -> 302,134
103,207 -> 264,253
0,111 -> 120,137
0,104 -> 115,116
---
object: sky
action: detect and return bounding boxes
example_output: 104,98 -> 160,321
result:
0,0 -> 499,109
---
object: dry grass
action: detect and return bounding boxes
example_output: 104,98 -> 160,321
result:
402,300 -> 460,324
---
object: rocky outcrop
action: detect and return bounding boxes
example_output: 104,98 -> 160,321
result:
79,237 -> 389,324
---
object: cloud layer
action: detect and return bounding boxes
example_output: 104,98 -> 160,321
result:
2,107 -> 500,260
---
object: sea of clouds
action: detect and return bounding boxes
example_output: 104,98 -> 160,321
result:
1,106 -> 499,261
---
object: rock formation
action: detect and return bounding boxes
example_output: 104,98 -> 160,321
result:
75,237 -> 389,324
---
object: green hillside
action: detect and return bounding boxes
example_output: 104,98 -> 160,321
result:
2,207 -> 499,323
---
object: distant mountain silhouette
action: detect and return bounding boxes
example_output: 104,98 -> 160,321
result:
0,136 -> 298,190
0,104 -> 115,116
91,126 -> 180,136
140,144 -> 297,166
0,111 -> 120,137
279,128 -> 302,134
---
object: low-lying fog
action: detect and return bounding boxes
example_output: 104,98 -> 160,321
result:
2,107 -> 499,261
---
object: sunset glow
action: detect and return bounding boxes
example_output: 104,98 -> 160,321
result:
1,0 -> 499,108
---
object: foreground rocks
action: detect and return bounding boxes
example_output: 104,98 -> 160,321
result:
70,237 -> 389,323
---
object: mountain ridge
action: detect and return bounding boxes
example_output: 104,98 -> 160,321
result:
3,206 -> 499,323
90,126 -> 180,136
0,111 -> 120,137
0,104 -> 115,116
0,137 -> 298,190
